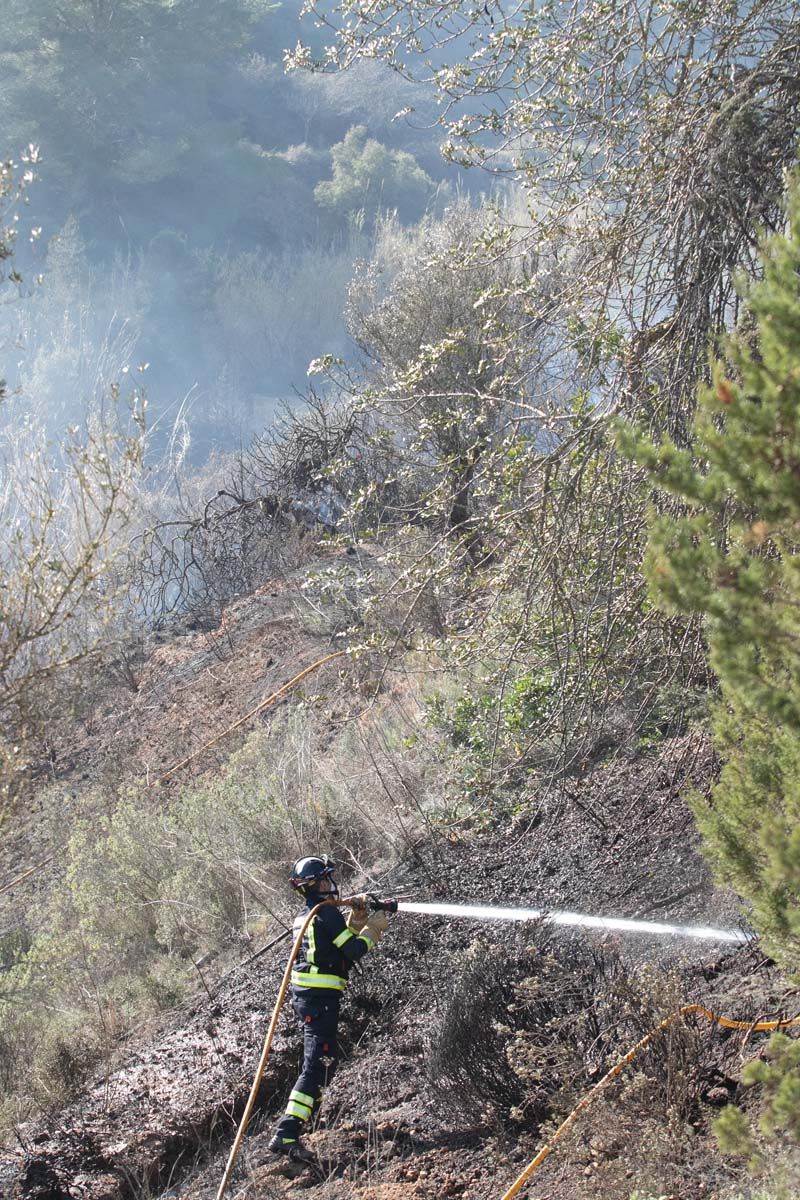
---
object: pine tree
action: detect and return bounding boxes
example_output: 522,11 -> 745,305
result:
619,178 -> 800,971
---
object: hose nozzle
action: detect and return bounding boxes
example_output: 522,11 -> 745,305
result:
368,894 -> 398,913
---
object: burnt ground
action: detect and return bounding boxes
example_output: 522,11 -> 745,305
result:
3,731 -> 796,1200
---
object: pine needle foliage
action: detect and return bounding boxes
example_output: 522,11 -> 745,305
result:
618,179 -> 800,971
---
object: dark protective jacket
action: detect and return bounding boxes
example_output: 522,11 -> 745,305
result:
290,899 -> 375,993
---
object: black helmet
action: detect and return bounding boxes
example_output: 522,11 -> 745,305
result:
290,855 -> 338,898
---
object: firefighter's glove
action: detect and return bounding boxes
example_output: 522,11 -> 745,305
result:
347,893 -> 370,933
362,909 -> 390,944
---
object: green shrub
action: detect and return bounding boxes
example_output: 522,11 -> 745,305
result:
424,669 -> 557,785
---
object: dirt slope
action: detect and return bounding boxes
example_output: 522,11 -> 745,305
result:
0,546 -> 370,922
3,733 -> 785,1200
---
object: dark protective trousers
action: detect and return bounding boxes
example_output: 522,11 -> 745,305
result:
273,989 -> 341,1143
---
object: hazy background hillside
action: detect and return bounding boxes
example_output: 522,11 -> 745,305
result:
0,0 -> 470,457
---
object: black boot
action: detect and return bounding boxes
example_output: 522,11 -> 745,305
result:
268,1135 -> 316,1164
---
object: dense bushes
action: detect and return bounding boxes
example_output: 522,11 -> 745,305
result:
623,184 -> 800,970
423,670 -> 558,793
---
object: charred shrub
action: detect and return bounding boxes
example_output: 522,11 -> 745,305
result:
427,937 -> 536,1123
427,930 -> 627,1126
428,929 -> 711,1132
508,951 -> 712,1131
38,1024 -> 105,1098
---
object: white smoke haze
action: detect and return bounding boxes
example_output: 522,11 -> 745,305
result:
0,3 -> 468,464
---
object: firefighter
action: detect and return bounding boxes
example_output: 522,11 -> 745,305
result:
268,855 -> 390,1162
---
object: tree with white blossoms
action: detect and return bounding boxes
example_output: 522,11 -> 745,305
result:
289,0 -> 800,437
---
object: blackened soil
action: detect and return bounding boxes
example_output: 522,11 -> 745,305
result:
3,733 -> 793,1200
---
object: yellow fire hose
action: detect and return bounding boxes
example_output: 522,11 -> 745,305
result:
159,649 -> 345,785
500,1003 -> 800,1200
214,896 -> 357,1200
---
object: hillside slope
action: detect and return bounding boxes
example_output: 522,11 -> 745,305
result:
3,714 -> 784,1200
1,543 -> 377,892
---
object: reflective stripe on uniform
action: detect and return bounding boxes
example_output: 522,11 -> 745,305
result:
285,1101 -> 312,1121
291,969 -> 347,991
293,913 -> 319,966
332,927 -> 355,948
290,1089 -> 315,1109
357,932 -> 376,951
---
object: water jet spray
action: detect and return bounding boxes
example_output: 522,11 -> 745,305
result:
367,896 -> 749,944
